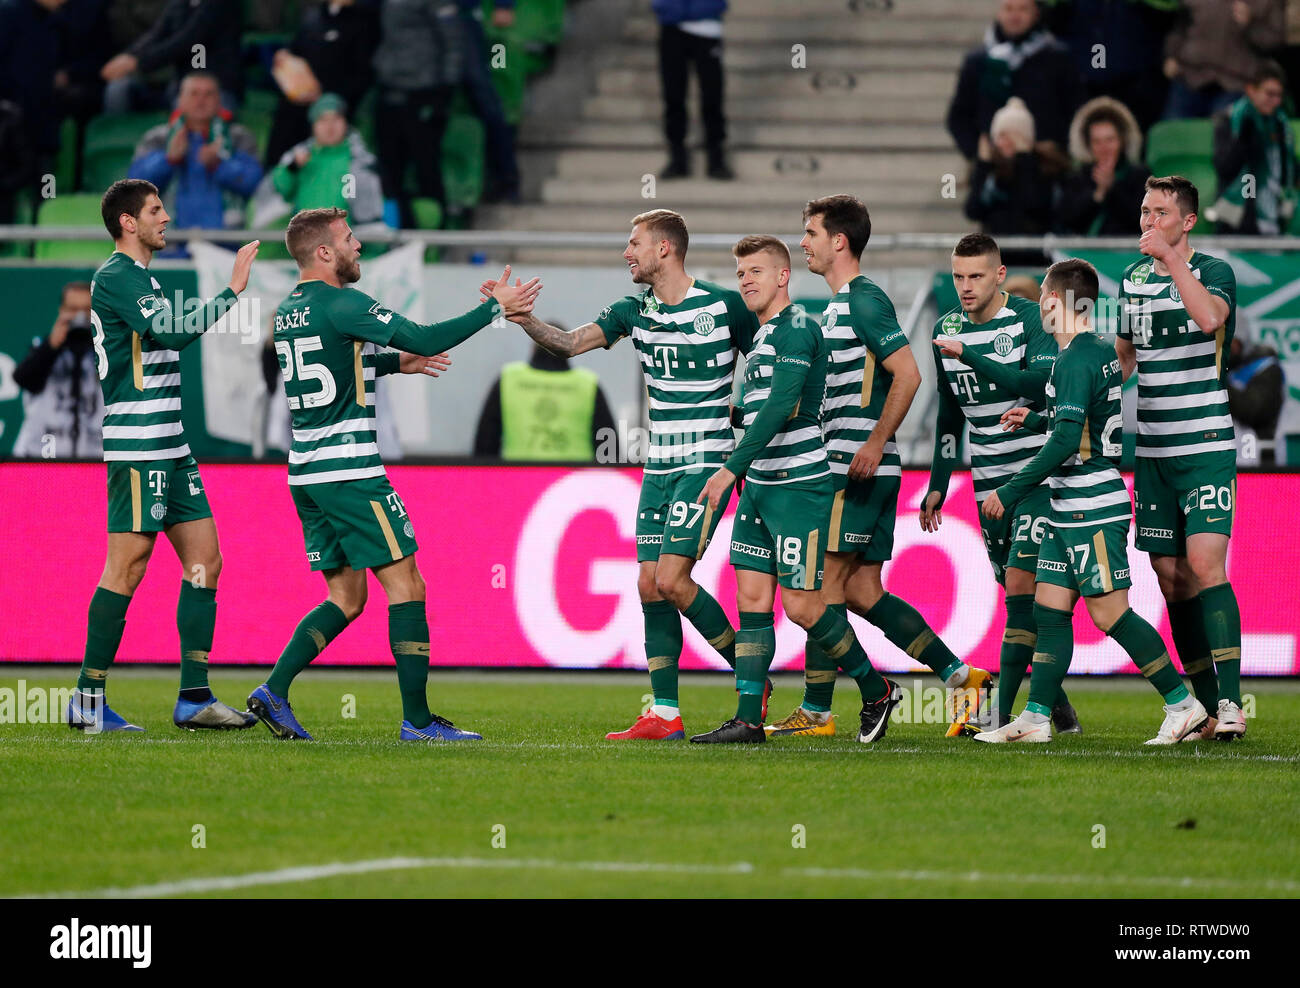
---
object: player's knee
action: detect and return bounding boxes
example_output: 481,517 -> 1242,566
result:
782,593 -> 821,629
654,572 -> 689,605
636,570 -> 660,602
334,589 -> 367,622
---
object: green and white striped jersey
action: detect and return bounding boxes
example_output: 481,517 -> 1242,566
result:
90,251 -> 234,462
273,281 -> 402,486
933,293 -> 1057,502
1043,332 -> 1130,528
1117,251 -> 1237,459
733,303 -> 829,486
820,275 -> 908,480
596,278 -> 757,475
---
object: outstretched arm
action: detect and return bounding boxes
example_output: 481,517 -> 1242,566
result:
512,315 -> 608,358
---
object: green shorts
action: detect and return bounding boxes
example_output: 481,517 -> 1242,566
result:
106,455 -> 212,533
979,484 -> 1051,586
1134,452 -> 1236,556
636,469 -> 733,563
826,473 -> 897,561
730,477 -> 833,590
1037,519 -> 1132,597
291,474 -> 418,572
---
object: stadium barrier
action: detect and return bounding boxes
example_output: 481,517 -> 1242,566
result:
1,463 -> 1295,674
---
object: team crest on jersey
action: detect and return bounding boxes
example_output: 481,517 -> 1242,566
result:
993,332 -> 1014,356
692,311 -> 716,335
150,503 -> 167,521
368,302 -> 394,325
643,294 -> 660,314
403,522 -> 414,538
825,309 -> 838,330
1130,263 -> 1151,286
136,294 -> 168,319
941,312 -> 962,336
1169,282 -> 1181,303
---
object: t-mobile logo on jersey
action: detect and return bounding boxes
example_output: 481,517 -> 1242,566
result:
653,345 -> 679,379
953,370 -> 980,402
148,470 -> 167,498
385,492 -> 407,518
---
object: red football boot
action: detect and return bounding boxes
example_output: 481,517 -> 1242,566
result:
605,710 -> 686,740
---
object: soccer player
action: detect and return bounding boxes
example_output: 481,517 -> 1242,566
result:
1115,176 -> 1245,740
247,207 -> 540,741
66,178 -> 260,733
775,194 -> 977,737
923,233 -> 1080,734
690,236 -> 899,743
498,209 -> 759,739
975,259 -> 1208,745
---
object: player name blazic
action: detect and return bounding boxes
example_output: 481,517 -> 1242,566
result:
49,918 -> 152,968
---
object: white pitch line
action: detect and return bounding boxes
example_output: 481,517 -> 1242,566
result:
30,856 -> 757,899
2,735 -> 1295,764
785,866 -> 1300,894
28,855 -> 1300,899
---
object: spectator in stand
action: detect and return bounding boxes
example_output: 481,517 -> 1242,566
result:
474,340 -> 617,461
1059,96 -> 1151,236
372,0 -> 463,227
1041,0 -> 1177,134
253,94 -> 383,226
947,0 -> 1083,161
458,0 -> 521,203
654,0 -> 734,180
100,0 -> 242,113
0,0 -> 105,173
1212,62 -> 1297,234
0,100 -> 36,224
1227,319 -> 1285,464
263,0 -> 381,168
1163,0 -> 1284,119
12,281 -> 104,459
965,97 -> 1068,263
128,71 -> 262,239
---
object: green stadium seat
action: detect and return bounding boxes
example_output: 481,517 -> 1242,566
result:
442,112 -> 485,209
1146,120 -> 1217,234
82,112 -> 167,192
1145,119 -> 1214,170
34,194 -> 108,262
54,117 -> 78,196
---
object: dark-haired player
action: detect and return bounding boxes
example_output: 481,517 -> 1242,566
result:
923,233 -> 1079,734
247,207 -> 539,741
67,179 -> 260,733
1115,175 -> 1245,740
780,194 -> 981,742
976,259 -> 1207,744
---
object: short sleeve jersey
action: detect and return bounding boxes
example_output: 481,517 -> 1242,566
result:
1044,332 -> 1130,528
932,292 -> 1058,502
91,252 -> 191,461
1117,251 -> 1237,459
738,303 -> 829,485
273,281 -> 403,486
595,278 -> 757,475
820,275 -> 908,479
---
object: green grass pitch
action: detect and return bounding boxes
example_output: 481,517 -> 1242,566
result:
3,668 -> 1298,899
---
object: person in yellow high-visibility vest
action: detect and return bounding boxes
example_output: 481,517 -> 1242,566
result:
474,341 -> 616,461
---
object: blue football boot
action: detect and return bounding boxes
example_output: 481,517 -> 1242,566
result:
174,694 -> 258,730
66,690 -> 144,733
399,713 -> 483,741
247,684 -> 313,740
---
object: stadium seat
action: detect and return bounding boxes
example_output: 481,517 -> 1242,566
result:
82,112 -> 167,192
1145,119 -> 1214,169
442,112 -> 485,209
238,88 -> 280,161
34,194 -> 109,262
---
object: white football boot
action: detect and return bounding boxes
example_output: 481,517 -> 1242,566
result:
974,714 -> 1051,744
1213,699 -> 1246,740
1145,697 -> 1208,745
